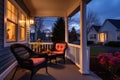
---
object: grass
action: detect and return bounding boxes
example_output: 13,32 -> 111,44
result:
90,47 -> 108,56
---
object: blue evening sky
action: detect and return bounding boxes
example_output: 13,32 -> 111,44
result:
88,0 -> 120,24
42,0 -> 120,31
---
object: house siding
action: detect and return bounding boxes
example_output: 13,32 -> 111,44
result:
88,28 -> 98,43
0,0 -> 30,79
0,0 -> 4,49
100,21 -> 117,43
0,47 -> 16,74
0,0 -> 16,76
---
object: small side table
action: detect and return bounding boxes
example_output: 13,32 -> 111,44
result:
41,50 -> 57,63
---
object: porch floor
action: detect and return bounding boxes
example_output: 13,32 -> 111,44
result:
5,59 -> 102,80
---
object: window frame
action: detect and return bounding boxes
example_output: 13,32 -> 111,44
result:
6,0 -> 18,42
117,31 -> 120,40
19,12 -> 26,41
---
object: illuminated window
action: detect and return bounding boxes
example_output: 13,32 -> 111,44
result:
19,13 -> 26,41
117,31 -> 120,40
6,21 -> 16,41
6,0 -> 18,41
90,34 -> 96,39
7,0 -> 18,23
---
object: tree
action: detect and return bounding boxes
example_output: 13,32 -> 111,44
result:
52,18 -> 65,42
35,17 -> 44,40
86,9 -> 100,35
69,27 -> 77,43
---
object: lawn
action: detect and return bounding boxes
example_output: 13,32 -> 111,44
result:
90,47 -> 108,56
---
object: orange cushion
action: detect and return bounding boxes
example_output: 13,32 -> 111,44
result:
31,58 -> 46,66
55,43 -> 66,52
52,51 -> 64,54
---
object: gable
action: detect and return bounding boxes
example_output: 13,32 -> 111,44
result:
89,27 -> 97,33
100,21 -> 117,32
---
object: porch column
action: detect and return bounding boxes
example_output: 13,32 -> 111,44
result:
79,0 -> 90,74
65,17 -> 68,42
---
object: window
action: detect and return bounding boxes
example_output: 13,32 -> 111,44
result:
117,31 -> 120,40
90,34 -> 96,39
19,13 -> 26,41
6,0 -> 18,41
6,21 -> 17,41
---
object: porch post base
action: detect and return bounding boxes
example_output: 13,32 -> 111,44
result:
79,69 -> 90,75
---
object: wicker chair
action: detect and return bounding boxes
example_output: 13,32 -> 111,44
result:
51,42 -> 67,63
10,43 -> 48,80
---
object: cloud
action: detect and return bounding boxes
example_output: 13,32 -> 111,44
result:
87,0 -> 120,24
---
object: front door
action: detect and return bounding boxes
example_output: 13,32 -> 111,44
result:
99,32 -> 107,42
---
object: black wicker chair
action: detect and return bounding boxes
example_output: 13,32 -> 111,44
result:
10,43 -> 48,80
51,42 -> 67,63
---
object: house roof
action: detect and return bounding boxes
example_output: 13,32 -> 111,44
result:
91,25 -> 101,32
107,19 -> 120,29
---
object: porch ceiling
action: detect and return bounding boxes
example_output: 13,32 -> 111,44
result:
23,0 -> 90,17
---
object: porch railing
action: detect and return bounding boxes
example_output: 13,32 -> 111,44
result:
66,43 -> 80,67
29,42 -> 53,53
66,43 -> 90,68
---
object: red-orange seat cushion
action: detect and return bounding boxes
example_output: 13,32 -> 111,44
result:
52,51 -> 64,54
31,58 -> 46,66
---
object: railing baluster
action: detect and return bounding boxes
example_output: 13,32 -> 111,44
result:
29,42 -> 53,53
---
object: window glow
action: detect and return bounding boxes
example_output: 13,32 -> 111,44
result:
6,0 -> 18,41
99,33 -> 107,42
19,13 -> 26,41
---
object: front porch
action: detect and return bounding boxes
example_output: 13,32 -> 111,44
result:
0,0 -> 102,80
5,59 -> 101,80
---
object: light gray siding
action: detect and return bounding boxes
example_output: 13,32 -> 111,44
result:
100,21 -> 117,43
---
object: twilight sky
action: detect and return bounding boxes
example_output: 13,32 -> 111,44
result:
42,0 -> 120,31
87,0 -> 120,24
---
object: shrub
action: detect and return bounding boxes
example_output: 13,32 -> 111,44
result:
104,41 -> 120,47
97,52 -> 120,73
87,41 -> 94,45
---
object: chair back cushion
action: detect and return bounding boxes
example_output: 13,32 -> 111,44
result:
55,43 -> 66,52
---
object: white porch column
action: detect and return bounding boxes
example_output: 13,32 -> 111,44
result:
79,0 -> 90,74
65,17 -> 68,42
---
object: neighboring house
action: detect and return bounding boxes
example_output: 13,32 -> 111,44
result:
88,25 -> 101,43
98,19 -> 120,44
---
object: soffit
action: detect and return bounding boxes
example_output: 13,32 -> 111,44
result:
23,0 -> 90,17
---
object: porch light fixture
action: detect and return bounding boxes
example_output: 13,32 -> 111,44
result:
30,19 -> 34,24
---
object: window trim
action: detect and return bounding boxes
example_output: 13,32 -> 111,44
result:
19,12 -> 26,41
6,0 -> 18,42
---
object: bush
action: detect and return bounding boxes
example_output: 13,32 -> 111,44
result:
87,41 -> 94,45
104,41 -> 120,47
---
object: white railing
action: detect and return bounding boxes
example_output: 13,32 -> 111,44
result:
66,43 -> 90,69
66,43 -> 80,67
29,42 -> 53,53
